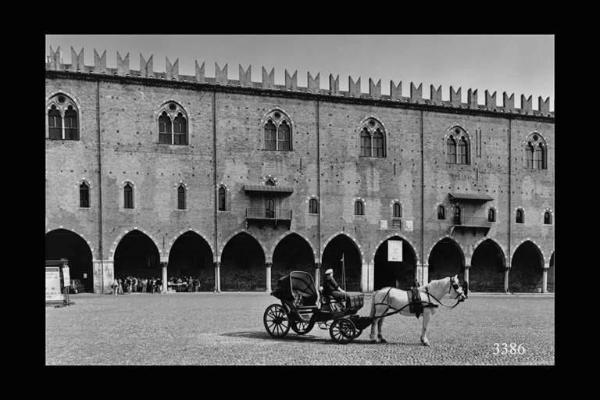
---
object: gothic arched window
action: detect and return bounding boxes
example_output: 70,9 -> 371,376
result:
177,185 -> 186,210
525,133 -> 547,170
79,182 -> 90,208
124,182 -> 134,209
263,110 -> 293,151
47,94 -> 79,140
157,102 -> 188,145
354,200 -> 365,216
359,118 -> 386,158
447,127 -> 470,165
309,198 -> 319,214
218,186 -> 227,211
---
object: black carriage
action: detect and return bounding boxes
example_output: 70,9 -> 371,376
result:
263,271 -> 373,344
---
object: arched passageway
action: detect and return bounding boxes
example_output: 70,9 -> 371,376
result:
113,230 -> 161,280
548,252 -> 555,292
321,235 -> 362,292
272,233 -> 315,289
168,232 -> 214,291
470,239 -> 506,292
510,241 -> 544,292
220,232 -> 266,291
374,238 -> 417,290
428,238 -> 465,283
45,229 -> 94,292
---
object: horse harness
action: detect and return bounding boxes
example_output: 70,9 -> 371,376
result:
374,282 -> 464,319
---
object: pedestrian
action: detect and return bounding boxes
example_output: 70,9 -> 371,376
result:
112,279 -> 118,296
142,278 -> 147,293
118,278 -> 123,294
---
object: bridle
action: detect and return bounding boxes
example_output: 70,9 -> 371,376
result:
424,277 -> 467,309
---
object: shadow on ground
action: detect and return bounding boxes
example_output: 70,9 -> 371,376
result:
220,330 -> 418,346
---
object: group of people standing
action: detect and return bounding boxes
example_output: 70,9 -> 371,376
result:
112,276 -> 162,295
167,276 -> 202,292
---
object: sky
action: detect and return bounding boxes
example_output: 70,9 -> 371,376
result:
46,35 -> 554,110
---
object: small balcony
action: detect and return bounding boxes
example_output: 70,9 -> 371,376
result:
450,216 -> 492,234
245,207 -> 292,228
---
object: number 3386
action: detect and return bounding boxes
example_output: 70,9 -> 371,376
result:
493,343 -> 526,355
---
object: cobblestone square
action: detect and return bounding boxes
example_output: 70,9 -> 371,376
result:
45,292 -> 554,365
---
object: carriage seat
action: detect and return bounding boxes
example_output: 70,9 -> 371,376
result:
318,286 -> 345,312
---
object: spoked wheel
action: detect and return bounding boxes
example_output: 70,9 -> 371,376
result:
329,318 -> 357,344
291,319 -> 315,335
263,304 -> 291,338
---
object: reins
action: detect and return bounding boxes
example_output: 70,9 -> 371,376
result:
373,282 -> 464,318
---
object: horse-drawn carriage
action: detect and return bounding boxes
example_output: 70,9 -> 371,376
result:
263,271 -> 469,345
263,271 -> 373,343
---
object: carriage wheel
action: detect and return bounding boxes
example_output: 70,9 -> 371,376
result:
263,304 -> 291,338
329,318 -> 356,344
291,319 -> 315,335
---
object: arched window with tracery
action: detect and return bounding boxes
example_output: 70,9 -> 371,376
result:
393,202 -> 402,218
447,126 -> 470,165
157,102 -> 188,145
218,186 -> 227,211
263,110 -> 293,151
446,136 -> 457,163
124,182 -> 134,209
47,94 -> 79,140
309,198 -> 319,214
525,133 -> 547,170
516,208 -> 524,224
177,185 -> 186,210
359,118 -> 386,158
79,182 -> 90,208
354,200 -> 365,216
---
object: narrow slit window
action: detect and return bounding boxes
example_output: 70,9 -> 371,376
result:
393,202 -> 402,218
177,185 -> 186,210
354,200 -> 364,216
218,186 -> 226,211
124,183 -> 134,209
79,182 -> 90,208
309,198 -> 319,214
437,205 -> 446,220
516,209 -> 524,224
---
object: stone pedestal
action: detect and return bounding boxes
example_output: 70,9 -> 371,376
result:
266,263 -> 272,293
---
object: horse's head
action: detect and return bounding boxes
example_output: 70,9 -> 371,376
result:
449,275 -> 468,302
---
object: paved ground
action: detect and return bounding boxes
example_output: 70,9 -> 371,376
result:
46,292 -> 554,365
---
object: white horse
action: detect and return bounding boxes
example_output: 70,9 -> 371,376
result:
369,275 -> 467,346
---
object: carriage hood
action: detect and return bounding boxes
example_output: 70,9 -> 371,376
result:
271,271 -> 318,306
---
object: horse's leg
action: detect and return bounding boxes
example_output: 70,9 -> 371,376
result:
377,317 -> 387,343
420,309 -> 431,346
369,299 -> 378,342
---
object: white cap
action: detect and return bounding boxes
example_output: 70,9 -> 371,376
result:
325,269 -> 333,275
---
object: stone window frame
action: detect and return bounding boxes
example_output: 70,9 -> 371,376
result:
308,196 -> 319,214
437,204 -> 446,220
261,108 -> 294,152
217,184 -> 229,212
122,180 -> 135,210
46,92 -> 81,140
543,209 -> 553,225
523,132 -> 548,171
358,116 -> 387,158
156,100 -> 190,146
79,179 -> 91,209
515,207 -> 525,224
176,182 -> 187,211
354,198 -> 366,216
488,207 -> 497,223
444,125 -> 471,165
